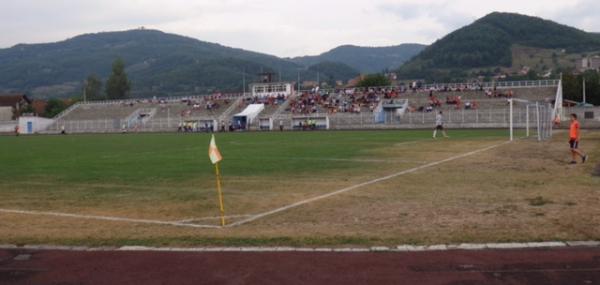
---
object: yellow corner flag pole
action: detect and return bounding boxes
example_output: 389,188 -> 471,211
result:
209,134 -> 226,226
214,162 -> 226,227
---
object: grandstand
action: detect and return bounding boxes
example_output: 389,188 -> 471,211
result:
36,79 -> 599,134
48,94 -> 242,133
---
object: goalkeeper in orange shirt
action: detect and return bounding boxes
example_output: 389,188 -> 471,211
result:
568,114 -> 588,165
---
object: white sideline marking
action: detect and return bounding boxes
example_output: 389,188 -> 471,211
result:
227,140 -> 511,227
175,214 -> 255,223
0,240 -> 593,253
283,157 -> 427,164
0,209 -> 221,229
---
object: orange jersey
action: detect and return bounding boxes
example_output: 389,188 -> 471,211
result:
570,120 -> 580,139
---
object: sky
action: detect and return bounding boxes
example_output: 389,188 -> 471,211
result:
2,0 -> 599,57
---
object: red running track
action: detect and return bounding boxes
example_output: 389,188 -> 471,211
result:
0,247 -> 599,284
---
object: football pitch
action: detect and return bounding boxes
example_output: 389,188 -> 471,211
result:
0,130 -> 598,247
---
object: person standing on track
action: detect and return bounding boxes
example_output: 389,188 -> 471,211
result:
433,111 -> 449,139
569,114 -> 588,164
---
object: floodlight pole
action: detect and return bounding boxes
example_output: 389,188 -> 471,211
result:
317,71 -> 320,87
83,80 -> 87,103
243,70 -> 246,96
583,78 -> 586,106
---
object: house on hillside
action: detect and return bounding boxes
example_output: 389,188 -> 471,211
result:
31,100 -> 48,117
0,94 -> 32,120
578,56 -> 600,72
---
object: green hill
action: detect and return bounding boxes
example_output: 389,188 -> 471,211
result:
397,12 -> 600,81
0,29 -> 357,98
291,44 -> 426,74
307,61 -> 360,85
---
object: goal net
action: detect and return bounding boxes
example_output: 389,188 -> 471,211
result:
509,98 -> 554,142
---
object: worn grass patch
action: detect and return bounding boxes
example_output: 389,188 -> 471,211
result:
0,130 -> 598,247
593,163 -> 600,177
527,196 -> 554,207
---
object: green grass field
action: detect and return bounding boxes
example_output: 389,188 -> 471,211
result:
0,130 -> 510,182
0,130 -> 598,247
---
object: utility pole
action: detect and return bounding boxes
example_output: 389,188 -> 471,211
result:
317,71 -> 320,87
297,70 -> 301,94
242,70 -> 246,96
83,80 -> 87,103
583,77 -> 586,105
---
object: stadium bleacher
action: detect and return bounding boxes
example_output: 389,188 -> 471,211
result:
39,81 -> 569,133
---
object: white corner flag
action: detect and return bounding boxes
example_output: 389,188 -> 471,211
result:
208,134 -> 226,226
208,134 -> 223,164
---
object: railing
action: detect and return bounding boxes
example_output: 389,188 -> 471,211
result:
77,92 -> 247,107
43,102 -> 573,133
70,80 -> 560,109
52,102 -> 82,120
0,120 -> 17,133
419,80 -> 560,90
294,79 -> 561,94
218,96 -> 246,122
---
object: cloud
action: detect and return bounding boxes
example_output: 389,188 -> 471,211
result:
547,0 -> 600,32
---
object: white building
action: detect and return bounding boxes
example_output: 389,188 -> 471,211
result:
17,116 -> 54,135
579,56 -> 600,72
250,82 -> 293,98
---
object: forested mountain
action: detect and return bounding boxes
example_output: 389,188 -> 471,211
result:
307,62 -> 360,84
0,29 -> 357,98
291,44 -> 426,74
397,12 -> 600,81
3,12 -> 600,98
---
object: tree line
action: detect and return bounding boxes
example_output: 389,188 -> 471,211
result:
84,58 -> 131,101
562,70 -> 600,106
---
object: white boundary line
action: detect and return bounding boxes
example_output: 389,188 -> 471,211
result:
227,140 -> 512,227
0,209 -> 221,229
175,214 -> 255,223
0,241 -> 598,253
0,140 -> 511,230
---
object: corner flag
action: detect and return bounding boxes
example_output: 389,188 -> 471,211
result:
208,135 -> 223,164
208,134 -> 226,226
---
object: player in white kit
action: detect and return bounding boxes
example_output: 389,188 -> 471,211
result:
433,111 -> 449,139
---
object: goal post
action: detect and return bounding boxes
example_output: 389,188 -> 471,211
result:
509,98 -> 553,142
552,80 -> 564,125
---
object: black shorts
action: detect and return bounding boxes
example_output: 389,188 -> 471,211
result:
569,139 -> 579,149
435,125 -> 444,130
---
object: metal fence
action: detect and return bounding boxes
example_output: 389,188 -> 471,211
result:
0,121 -> 17,133
49,104 -> 564,134
45,103 -> 596,134
265,105 -> 545,130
